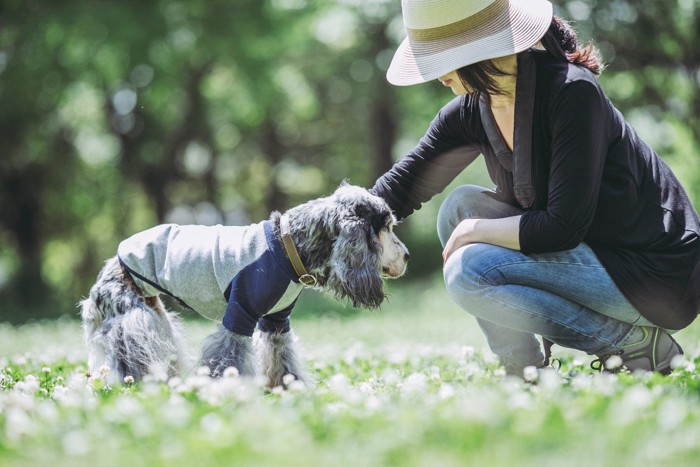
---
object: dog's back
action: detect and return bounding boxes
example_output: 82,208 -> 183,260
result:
117,222 -> 266,321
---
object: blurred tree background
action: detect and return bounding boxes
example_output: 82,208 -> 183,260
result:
0,0 -> 698,322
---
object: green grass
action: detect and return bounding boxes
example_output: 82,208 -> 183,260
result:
1,276 -> 700,466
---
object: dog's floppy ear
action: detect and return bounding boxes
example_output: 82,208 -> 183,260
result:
326,202 -> 385,309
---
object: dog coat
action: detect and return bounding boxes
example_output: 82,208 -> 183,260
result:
117,221 -> 304,336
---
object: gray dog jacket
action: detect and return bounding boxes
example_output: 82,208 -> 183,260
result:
117,220 -> 304,336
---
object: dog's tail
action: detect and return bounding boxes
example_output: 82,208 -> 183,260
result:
80,257 -> 188,385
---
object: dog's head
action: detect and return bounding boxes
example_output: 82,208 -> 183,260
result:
290,182 -> 409,309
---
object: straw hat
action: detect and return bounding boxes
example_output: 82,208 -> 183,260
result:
387,0 -> 553,86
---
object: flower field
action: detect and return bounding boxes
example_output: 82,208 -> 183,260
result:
1,278 -> 700,467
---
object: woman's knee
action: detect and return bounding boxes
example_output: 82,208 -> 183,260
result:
443,243 -> 492,298
437,185 -> 493,246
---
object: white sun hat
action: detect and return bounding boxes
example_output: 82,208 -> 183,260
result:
387,0 -> 553,86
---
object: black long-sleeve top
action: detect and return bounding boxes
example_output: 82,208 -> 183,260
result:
372,49 -> 700,330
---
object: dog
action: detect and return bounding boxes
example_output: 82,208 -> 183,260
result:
80,183 -> 409,388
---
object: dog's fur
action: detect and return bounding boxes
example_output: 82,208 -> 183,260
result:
81,184 -> 408,388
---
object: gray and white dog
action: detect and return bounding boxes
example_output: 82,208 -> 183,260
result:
80,183 -> 409,388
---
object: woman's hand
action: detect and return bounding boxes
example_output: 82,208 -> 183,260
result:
442,218 -> 479,263
442,216 -> 523,263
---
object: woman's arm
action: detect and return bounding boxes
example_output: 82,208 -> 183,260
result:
519,79 -> 609,254
371,96 -> 482,220
442,215 -> 521,262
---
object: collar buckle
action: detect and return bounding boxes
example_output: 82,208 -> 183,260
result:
279,214 -> 317,287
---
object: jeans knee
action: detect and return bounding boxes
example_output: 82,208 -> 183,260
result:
443,244 -> 490,298
437,185 -> 491,247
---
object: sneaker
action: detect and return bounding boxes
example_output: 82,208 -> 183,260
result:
591,327 -> 683,375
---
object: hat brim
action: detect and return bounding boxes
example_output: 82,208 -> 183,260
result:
387,0 -> 553,86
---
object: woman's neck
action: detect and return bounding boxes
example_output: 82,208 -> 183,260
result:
489,55 -> 518,109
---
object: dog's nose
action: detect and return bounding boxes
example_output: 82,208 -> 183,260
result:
404,252 -> 410,262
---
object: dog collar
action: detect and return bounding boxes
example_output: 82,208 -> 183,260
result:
279,214 -> 317,287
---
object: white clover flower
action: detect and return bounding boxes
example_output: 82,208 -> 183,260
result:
461,346 -> 475,358
523,366 -> 539,383
183,375 -> 210,391
327,373 -> 349,391
282,374 -> 297,386
123,375 -> 135,385
24,374 -> 38,385
537,368 -> 562,391
51,385 -> 68,401
605,355 -> 623,370
381,369 -> 401,386
402,372 -> 427,394
287,380 -> 306,393
223,367 -> 239,378
438,383 -> 455,400
670,354 -> 688,371
168,377 -> 183,389
359,381 -> 373,394
41,367 -> 51,374
17,375 -> 40,394
98,365 -> 110,377
196,366 -> 211,377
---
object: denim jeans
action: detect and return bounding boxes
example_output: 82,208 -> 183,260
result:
438,185 -> 657,374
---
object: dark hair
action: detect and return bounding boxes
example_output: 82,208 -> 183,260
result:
457,16 -> 605,97
540,16 -> 605,75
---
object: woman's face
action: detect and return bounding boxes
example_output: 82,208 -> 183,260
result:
438,71 -> 468,95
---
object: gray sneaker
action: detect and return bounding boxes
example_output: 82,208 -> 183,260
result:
591,327 -> 683,375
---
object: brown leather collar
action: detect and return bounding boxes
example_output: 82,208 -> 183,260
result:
279,214 -> 317,287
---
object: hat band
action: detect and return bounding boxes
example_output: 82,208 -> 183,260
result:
406,0 -> 507,42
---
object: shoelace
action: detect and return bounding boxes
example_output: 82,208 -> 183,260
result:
590,350 -> 624,372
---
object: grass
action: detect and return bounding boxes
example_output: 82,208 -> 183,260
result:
1,275 -> 700,466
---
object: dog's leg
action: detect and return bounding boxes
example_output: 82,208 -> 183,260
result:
258,330 -> 311,388
81,257 -> 188,384
80,294 -> 119,382
199,325 -> 255,378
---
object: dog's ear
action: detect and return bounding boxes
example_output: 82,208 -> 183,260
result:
354,201 -> 391,238
326,211 -> 385,309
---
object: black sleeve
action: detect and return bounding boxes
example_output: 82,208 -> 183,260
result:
371,96 -> 482,220
519,80 -> 609,253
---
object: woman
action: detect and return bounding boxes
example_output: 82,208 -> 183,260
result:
372,0 -> 700,375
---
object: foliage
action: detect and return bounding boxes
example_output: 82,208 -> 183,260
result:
1,0 -> 699,321
1,280 -> 700,466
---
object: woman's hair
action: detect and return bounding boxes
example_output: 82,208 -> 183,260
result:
457,16 -> 605,97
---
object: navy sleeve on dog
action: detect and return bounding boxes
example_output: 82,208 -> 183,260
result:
221,251 -> 292,336
222,220 -> 303,336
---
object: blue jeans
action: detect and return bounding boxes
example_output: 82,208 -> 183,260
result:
438,185 -> 657,374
